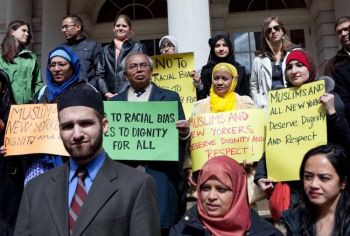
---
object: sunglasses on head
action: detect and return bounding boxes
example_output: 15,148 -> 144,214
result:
266,25 -> 281,34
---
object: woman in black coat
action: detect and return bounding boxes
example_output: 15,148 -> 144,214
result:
192,34 -> 250,100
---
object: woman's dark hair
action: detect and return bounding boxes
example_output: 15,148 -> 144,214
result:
1,20 -> 32,64
208,34 -> 234,63
299,144 -> 350,235
259,16 -> 293,57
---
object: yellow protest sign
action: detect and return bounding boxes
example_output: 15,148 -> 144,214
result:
4,104 -> 69,156
151,52 -> 196,119
266,80 -> 327,181
189,109 -> 266,171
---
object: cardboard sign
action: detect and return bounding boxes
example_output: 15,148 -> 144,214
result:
4,104 -> 69,156
151,52 -> 196,119
266,80 -> 327,181
103,101 -> 179,161
189,109 -> 266,171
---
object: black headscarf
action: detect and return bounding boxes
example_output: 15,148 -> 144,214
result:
207,34 -> 235,65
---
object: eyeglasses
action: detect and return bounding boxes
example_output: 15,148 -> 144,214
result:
60,24 -> 76,31
48,62 -> 69,70
266,25 -> 281,34
160,43 -> 175,50
127,62 -> 150,71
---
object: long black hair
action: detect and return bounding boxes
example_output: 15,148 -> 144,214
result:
299,144 -> 350,235
207,34 -> 235,65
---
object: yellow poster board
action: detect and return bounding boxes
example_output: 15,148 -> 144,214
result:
4,104 -> 69,156
151,52 -> 196,119
189,109 -> 266,171
266,80 -> 327,181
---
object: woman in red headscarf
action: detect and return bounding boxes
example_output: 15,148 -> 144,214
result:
254,49 -> 350,221
170,156 -> 283,236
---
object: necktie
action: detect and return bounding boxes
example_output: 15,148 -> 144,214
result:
69,167 -> 87,235
134,89 -> 145,97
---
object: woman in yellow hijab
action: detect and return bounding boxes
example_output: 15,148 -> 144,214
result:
185,63 -> 258,201
192,62 -> 255,115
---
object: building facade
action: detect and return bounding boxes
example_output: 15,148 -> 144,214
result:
0,0 -> 349,74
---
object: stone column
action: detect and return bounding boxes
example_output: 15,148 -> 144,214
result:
309,0 -> 337,68
167,0 -> 211,70
6,0 -> 32,25
334,0 -> 350,20
41,0 -> 67,79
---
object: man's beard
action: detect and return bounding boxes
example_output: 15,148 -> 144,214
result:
63,127 -> 103,161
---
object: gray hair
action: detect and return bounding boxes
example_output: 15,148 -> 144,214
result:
122,52 -> 154,72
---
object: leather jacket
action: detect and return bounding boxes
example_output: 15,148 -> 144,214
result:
95,38 -> 146,95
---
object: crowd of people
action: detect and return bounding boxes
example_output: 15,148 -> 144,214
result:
0,13 -> 350,236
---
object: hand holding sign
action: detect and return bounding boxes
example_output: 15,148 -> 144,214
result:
189,109 -> 266,171
266,80 -> 327,181
103,101 -> 179,161
151,52 -> 196,118
4,104 -> 69,156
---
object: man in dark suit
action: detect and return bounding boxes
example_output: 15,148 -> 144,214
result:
110,52 -> 190,235
14,84 -> 160,236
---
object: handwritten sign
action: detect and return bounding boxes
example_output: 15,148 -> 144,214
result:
266,80 -> 327,181
189,109 -> 266,171
151,52 -> 196,119
103,101 -> 179,161
4,104 -> 69,156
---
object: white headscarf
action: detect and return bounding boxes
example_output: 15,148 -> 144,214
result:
159,35 -> 178,53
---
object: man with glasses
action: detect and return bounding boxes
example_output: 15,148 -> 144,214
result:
111,52 -> 189,236
60,15 -> 102,84
325,16 -> 350,124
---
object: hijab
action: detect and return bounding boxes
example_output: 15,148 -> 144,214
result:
207,34 -> 235,65
46,46 -> 81,102
197,156 -> 251,236
159,35 -> 178,53
210,63 -> 238,112
285,49 -> 316,85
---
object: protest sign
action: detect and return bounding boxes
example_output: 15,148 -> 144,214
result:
103,101 -> 179,161
266,80 -> 327,181
4,104 -> 69,156
151,52 -> 196,119
189,109 -> 266,171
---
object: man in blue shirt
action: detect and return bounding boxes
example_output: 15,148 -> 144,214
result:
14,85 -> 160,236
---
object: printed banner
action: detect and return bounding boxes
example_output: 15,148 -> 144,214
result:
151,52 -> 196,119
189,109 -> 266,171
266,80 -> 327,181
103,101 -> 179,161
4,104 -> 69,156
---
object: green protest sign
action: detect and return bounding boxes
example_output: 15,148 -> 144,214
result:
103,101 -> 179,161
